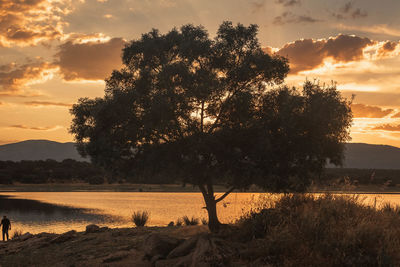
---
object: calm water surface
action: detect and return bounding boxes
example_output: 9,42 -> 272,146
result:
0,192 -> 399,234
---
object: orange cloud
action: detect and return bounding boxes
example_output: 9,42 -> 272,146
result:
351,103 -> 393,118
0,61 -> 57,93
373,124 -> 400,132
276,34 -> 372,73
56,37 -> 126,81
8,125 -> 61,131
0,0 -> 71,46
23,101 -> 72,107
392,112 -> 400,118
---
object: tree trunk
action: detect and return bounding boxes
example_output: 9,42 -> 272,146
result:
199,183 -> 235,233
204,194 -> 220,233
199,184 -> 221,233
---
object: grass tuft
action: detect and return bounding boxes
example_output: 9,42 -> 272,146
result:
176,218 -> 183,226
181,216 -> 199,226
132,210 -> 150,227
11,229 -> 23,240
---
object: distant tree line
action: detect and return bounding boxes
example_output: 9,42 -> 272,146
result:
0,159 -> 106,184
0,159 -> 182,185
0,159 -> 399,187
322,168 -> 400,187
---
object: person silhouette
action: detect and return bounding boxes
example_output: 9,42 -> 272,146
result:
0,215 -> 11,241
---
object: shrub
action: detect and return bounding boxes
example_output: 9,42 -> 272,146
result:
132,211 -> 149,227
235,194 -> 400,266
182,216 -> 199,226
88,175 -> 104,185
176,218 -> 183,226
11,229 -> 23,240
381,202 -> 400,214
201,218 -> 208,225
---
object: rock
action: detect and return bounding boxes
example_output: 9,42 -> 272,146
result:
155,254 -> 193,267
51,230 -> 76,244
167,236 -> 198,259
143,233 -> 183,259
151,254 -> 164,265
190,235 -> 235,266
85,224 -> 100,233
17,232 -> 33,241
102,251 -> 129,263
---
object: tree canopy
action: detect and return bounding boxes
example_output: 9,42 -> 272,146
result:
70,22 -> 352,231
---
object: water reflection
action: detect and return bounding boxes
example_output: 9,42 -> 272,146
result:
2,192 -> 400,235
0,195 -> 120,234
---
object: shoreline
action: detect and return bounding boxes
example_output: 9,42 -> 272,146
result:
0,224 -> 214,266
1,183 -> 400,194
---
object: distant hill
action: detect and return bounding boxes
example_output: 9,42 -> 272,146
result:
342,143 -> 400,169
0,140 -> 88,162
0,140 -> 399,169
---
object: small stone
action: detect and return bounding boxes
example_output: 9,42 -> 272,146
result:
102,251 -> 129,263
167,236 -> 198,259
85,224 -> 100,233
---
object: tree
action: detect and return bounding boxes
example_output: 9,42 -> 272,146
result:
70,22 -> 352,232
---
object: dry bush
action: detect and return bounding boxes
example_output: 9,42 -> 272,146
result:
236,193 -> 400,266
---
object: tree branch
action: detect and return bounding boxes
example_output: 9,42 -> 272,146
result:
200,100 -> 205,134
215,187 -> 236,203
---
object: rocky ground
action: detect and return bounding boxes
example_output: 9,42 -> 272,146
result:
0,224 -> 250,267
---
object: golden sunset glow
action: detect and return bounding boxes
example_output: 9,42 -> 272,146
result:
1,0 -> 400,147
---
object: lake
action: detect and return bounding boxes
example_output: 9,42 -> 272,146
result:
1,192 -> 400,235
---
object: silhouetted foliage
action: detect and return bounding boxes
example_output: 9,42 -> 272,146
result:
70,22 -> 352,232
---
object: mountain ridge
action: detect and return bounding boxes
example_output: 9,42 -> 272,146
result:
0,140 -> 88,162
0,140 -> 399,169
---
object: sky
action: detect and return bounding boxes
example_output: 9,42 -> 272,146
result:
1,0 -> 400,147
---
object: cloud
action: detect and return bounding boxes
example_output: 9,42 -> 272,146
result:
378,41 -> 398,56
23,101 -> 72,107
273,12 -> 320,25
341,91 -> 400,107
373,124 -> 400,132
392,112 -> 400,118
332,2 -> 367,20
55,37 -> 126,81
0,0 -> 72,47
337,24 -> 400,38
8,125 -> 62,131
0,61 -> 57,93
276,0 -> 301,6
276,34 -> 372,73
351,104 -> 393,118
